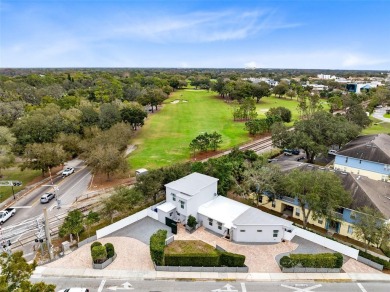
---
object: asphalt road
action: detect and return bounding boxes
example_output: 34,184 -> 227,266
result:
1,160 -> 91,256
31,278 -> 390,292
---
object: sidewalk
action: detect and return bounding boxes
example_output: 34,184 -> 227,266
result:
32,266 -> 390,282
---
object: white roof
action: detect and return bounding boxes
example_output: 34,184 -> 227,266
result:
233,207 -> 293,227
156,202 -> 176,213
198,196 -> 250,229
164,172 -> 218,196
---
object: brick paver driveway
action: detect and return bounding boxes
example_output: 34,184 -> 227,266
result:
175,225 -> 298,272
45,237 -> 154,271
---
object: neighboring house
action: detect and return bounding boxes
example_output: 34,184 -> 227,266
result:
334,134 -> 390,181
157,172 -> 293,243
263,160 -> 390,243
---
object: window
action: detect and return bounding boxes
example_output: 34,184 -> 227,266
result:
240,230 -> 246,232
348,225 -> 353,234
172,193 -> 176,201
318,218 -> 323,224
273,230 -> 279,237
345,157 -> 348,163
257,230 -> 262,232
180,200 -> 185,209
258,196 -> 263,203
295,208 -> 300,217
272,201 -> 276,208
169,212 -> 173,217
359,160 -> 362,164
217,222 -> 222,230
208,218 -> 213,226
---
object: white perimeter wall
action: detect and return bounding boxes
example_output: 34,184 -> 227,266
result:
290,227 -> 359,259
96,205 -> 159,239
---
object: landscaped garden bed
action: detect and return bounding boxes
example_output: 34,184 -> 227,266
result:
279,253 -> 343,273
91,241 -> 117,269
150,230 -> 247,272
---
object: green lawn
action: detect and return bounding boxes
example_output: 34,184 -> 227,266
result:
129,90 -> 250,170
362,117 -> 390,135
384,113 -> 390,118
165,240 -> 217,255
0,167 -> 41,202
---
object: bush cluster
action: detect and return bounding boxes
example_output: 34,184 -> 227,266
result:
150,230 -> 167,266
279,253 -> 343,269
219,251 -> 246,267
90,241 -> 115,263
163,250 -> 245,267
165,253 -> 220,267
359,250 -> 390,270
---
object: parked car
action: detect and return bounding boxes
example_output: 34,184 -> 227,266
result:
40,192 -> 55,204
0,208 -> 16,224
58,289 -> 89,292
283,149 -> 300,155
328,149 -> 337,155
62,167 -> 75,177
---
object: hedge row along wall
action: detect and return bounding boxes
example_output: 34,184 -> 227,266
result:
280,253 -> 343,269
150,230 -> 167,266
164,250 -> 246,267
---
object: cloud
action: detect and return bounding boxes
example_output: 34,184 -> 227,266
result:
342,53 -> 389,68
104,9 -> 300,43
244,61 -> 258,68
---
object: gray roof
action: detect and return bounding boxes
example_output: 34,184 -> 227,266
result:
233,207 -> 293,227
164,172 -> 218,196
336,134 -> 390,164
339,173 -> 390,219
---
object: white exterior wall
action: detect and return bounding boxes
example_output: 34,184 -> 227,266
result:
166,182 -> 217,222
198,213 -> 227,236
233,225 -> 284,243
157,208 -> 175,224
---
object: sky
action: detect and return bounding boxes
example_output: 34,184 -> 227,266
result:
1,0 -> 390,69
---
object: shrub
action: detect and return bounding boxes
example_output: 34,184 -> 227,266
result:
187,215 -> 197,229
90,241 -> 102,251
280,256 -> 296,268
105,243 -> 115,259
334,253 -> 344,268
280,253 -> 342,269
359,250 -> 390,270
92,245 -> 107,264
165,253 -> 220,267
219,251 -> 246,267
150,229 -> 167,265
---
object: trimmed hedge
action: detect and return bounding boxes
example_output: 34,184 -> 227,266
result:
90,241 -> 102,251
105,243 -> 115,259
219,251 -> 246,267
165,253 -> 220,267
280,253 -> 343,269
359,250 -> 390,270
150,229 -> 167,266
92,245 -> 107,264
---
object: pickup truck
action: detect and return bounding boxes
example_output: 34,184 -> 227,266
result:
0,208 -> 16,224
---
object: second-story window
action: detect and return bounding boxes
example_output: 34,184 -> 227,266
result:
217,222 -> 222,230
180,200 -> 185,209
172,193 -> 176,201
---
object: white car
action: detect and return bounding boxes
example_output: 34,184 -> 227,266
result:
62,167 -> 75,177
58,288 -> 89,292
328,150 -> 337,155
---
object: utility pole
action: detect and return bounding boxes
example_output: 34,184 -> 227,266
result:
43,208 -> 53,260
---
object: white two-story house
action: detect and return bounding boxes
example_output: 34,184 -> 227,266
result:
157,172 -> 293,243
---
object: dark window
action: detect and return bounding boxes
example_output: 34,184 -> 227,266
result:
273,230 -> 279,237
240,230 -> 246,232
